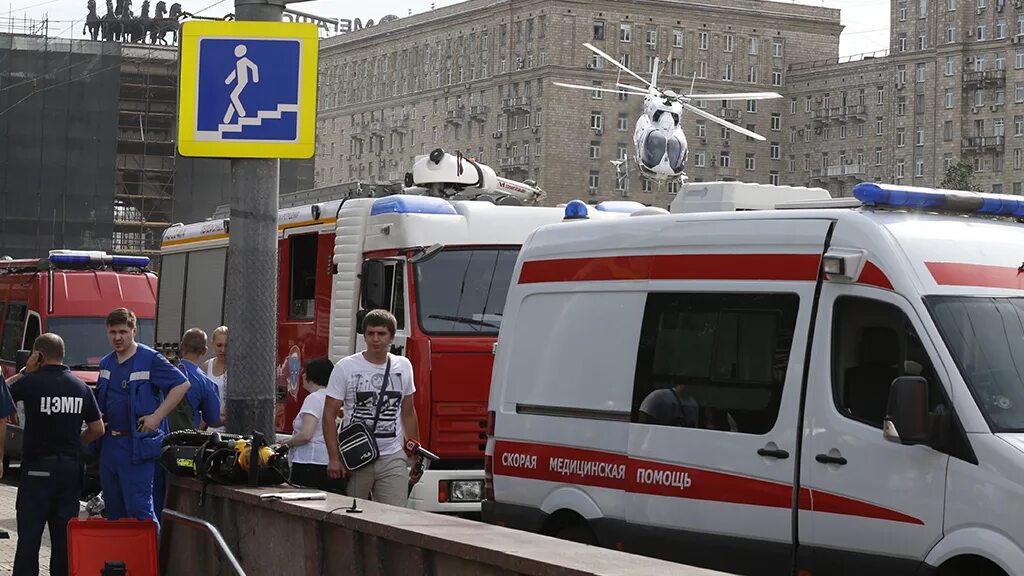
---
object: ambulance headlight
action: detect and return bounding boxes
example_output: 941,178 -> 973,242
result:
564,200 -> 589,220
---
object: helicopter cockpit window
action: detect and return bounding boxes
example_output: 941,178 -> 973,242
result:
642,131 -> 667,168
668,136 -> 687,172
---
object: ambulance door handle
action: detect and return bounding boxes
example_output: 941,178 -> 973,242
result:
757,447 -> 789,460
815,454 -> 848,466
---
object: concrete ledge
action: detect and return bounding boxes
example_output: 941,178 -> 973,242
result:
162,477 -> 732,576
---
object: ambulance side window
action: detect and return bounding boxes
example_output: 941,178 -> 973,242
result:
631,292 -> 799,435
831,296 -> 943,429
0,303 -> 27,362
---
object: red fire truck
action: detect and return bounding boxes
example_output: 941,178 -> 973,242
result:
156,151 -> 631,513
0,250 -> 158,463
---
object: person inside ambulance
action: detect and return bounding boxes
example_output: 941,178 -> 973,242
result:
95,307 -> 190,525
638,383 -> 738,432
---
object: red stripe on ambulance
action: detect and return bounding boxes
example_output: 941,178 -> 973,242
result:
926,261 -> 1024,291
518,254 -> 822,284
493,440 -> 923,525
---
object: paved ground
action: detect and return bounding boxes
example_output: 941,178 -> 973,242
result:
0,464 -> 47,574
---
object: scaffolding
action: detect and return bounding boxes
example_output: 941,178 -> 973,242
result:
114,44 -> 177,256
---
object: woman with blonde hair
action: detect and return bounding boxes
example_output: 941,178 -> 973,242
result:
205,325 -> 228,430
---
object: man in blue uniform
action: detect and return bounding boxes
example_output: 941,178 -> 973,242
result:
7,333 -> 105,576
153,327 -> 222,517
96,308 -> 189,524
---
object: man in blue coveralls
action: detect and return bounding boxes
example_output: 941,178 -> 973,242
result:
96,307 -> 189,523
153,327 -> 222,518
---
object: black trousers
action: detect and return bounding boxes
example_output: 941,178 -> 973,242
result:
14,458 -> 83,576
289,463 -> 347,494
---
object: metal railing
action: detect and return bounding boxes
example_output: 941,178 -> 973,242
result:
162,509 -> 246,576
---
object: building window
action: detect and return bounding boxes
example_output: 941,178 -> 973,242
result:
673,29 -> 684,48
618,113 -> 628,131
699,32 -> 709,50
790,99 -> 797,114
1017,81 -> 1024,102
1016,148 -> 1023,169
747,100 -> 758,113
770,113 -> 781,131
945,88 -> 954,108
805,96 -> 813,112
998,18 -> 1007,39
840,125 -> 847,139
896,161 -> 905,179
945,22 -> 955,41
696,120 -> 706,137
916,63 -> 926,82
918,32 -> 927,50
620,23 -> 632,42
723,63 -> 733,81
875,147 -> 883,165
772,69 -> 783,86
646,29 -> 657,47
877,87 -> 885,105
724,33 -> 734,52
588,171 -> 600,194
769,171 -> 779,185
772,38 -> 783,57
698,61 -> 707,78
647,56 -> 657,73
978,23 -> 987,41
720,150 -> 731,167
745,153 -> 756,170
695,151 -> 706,167
1015,115 -> 1024,135
749,37 -> 759,55
897,128 -> 906,147
770,142 -> 780,159
591,82 -> 603,99
589,141 -> 601,159
590,111 -> 603,130
1017,48 -> 1024,69
944,120 -> 954,141
747,66 -> 758,83
916,126 -> 925,146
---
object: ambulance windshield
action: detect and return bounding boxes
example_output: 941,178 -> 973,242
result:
928,296 -> 1024,431
414,248 -> 519,335
45,317 -> 155,368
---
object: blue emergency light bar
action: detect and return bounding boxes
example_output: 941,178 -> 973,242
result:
564,200 -> 589,220
595,201 -> 646,214
853,182 -> 1024,218
48,253 -> 150,268
370,195 -> 458,216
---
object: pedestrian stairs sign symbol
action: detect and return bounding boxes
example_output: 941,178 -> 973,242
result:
177,21 -> 318,159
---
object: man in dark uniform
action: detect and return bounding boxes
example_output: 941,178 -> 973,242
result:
7,333 -> 105,576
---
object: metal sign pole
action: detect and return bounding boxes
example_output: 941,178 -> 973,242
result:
224,0 -> 284,439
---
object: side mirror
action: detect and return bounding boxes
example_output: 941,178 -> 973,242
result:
360,260 -> 387,311
15,350 -> 31,373
355,309 -> 368,335
883,376 -> 931,445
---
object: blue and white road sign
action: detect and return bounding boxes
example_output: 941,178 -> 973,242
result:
178,21 -> 318,158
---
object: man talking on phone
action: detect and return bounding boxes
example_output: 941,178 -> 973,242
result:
6,334 -> 104,576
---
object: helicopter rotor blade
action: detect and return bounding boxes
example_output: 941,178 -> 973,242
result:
616,82 -> 652,94
583,42 -> 652,87
682,102 -> 766,141
553,82 -> 649,96
684,92 -> 783,101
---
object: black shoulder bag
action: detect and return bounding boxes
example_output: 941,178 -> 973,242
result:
337,356 -> 392,471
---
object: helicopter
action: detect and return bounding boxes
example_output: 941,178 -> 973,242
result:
554,43 -> 783,186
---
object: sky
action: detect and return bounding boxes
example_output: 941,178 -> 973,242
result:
2,0 -> 890,58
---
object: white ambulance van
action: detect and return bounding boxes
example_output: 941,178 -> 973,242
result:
483,183 -> 1024,576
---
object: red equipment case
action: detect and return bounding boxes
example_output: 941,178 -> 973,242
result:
67,518 -> 159,576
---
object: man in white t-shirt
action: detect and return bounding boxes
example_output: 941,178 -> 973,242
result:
323,309 -> 422,506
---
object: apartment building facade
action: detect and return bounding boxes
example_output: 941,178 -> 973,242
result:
315,0 -> 842,206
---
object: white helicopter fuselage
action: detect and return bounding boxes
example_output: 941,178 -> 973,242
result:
633,92 -> 688,183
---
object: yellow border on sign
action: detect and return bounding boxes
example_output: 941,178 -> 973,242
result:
177,21 -> 319,159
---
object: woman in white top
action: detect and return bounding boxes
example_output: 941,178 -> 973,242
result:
205,326 -> 228,431
283,357 -> 346,493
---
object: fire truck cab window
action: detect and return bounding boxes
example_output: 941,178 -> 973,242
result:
288,234 -> 318,320
23,314 -> 40,353
0,303 -> 27,362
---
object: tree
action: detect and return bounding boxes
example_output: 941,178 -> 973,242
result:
939,160 -> 982,192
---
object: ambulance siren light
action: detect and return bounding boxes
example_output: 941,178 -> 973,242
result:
853,183 -> 1024,218
595,201 -> 646,214
370,195 -> 458,216
564,200 -> 589,220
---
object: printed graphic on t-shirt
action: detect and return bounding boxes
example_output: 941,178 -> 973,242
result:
350,371 -> 404,439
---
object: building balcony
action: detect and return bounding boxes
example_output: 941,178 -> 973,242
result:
388,118 -> 410,133
719,108 -> 741,121
962,135 -> 1005,151
963,69 -> 1006,87
501,96 -> 532,112
368,121 -> 386,136
444,108 -> 466,124
469,104 -> 490,119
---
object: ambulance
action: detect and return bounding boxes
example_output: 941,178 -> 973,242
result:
484,183 -> 1024,576
157,150 -> 627,513
0,250 -> 157,463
